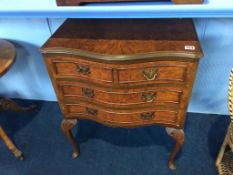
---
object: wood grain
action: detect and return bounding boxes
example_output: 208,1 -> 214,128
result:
58,81 -> 183,106
56,0 -> 203,6
0,40 -> 16,77
42,19 -> 203,60
172,0 -> 203,4
64,102 -> 179,128
42,19 -> 203,170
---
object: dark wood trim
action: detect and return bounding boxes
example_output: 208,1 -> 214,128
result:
56,0 -> 204,6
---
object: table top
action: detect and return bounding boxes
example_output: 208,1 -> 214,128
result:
0,0 -> 233,18
41,19 -> 203,62
0,40 -> 16,77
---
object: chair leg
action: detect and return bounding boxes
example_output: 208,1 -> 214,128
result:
216,129 -> 229,166
0,126 -> 24,160
0,97 -> 36,160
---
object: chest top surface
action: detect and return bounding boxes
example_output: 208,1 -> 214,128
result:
41,19 -> 203,62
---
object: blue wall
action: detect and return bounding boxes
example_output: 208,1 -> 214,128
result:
0,18 -> 233,115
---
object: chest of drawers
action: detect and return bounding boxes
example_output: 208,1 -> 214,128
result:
41,19 -> 203,170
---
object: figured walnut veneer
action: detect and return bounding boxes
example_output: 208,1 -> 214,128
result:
41,19 -> 203,170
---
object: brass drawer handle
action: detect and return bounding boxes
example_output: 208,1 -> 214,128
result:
77,65 -> 90,75
82,88 -> 95,98
142,68 -> 158,81
86,107 -> 98,116
141,112 -> 155,120
141,92 -> 156,103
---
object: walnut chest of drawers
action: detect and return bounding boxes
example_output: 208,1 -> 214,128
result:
41,19 -> 203,170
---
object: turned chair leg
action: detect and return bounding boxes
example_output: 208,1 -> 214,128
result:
0,98 -> 36,113
166,127 -> 185,170
61,119 -> 79,158
0,126 -> 24,160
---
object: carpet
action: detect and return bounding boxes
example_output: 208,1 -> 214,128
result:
0,99 -> 230,175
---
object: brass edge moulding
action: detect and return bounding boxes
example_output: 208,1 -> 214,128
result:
41,48 -> 203,61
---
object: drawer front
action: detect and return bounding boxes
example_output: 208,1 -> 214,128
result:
46,56 -> 193,86
63,103 -> 178,127
50,58 -> 113,83
116,62 -> 189,84
58,82 -> 183,106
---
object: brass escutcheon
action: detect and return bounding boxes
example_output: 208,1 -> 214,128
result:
77,64 -> 90,75
142,68 -> 158,81
82,88 -> 95,98
86,107 -> 98,116
141,92 -> 156,103
141,112 -> 155,120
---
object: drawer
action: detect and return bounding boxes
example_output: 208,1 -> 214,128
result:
50,57 -> 113,83
63,103 -> 179,127
116,61 -> 189,84
58,81 -> 183,107
47,56 -> 193,86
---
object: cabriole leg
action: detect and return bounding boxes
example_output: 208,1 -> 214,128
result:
61,119 -> 79,158
165,127 -> 185,170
